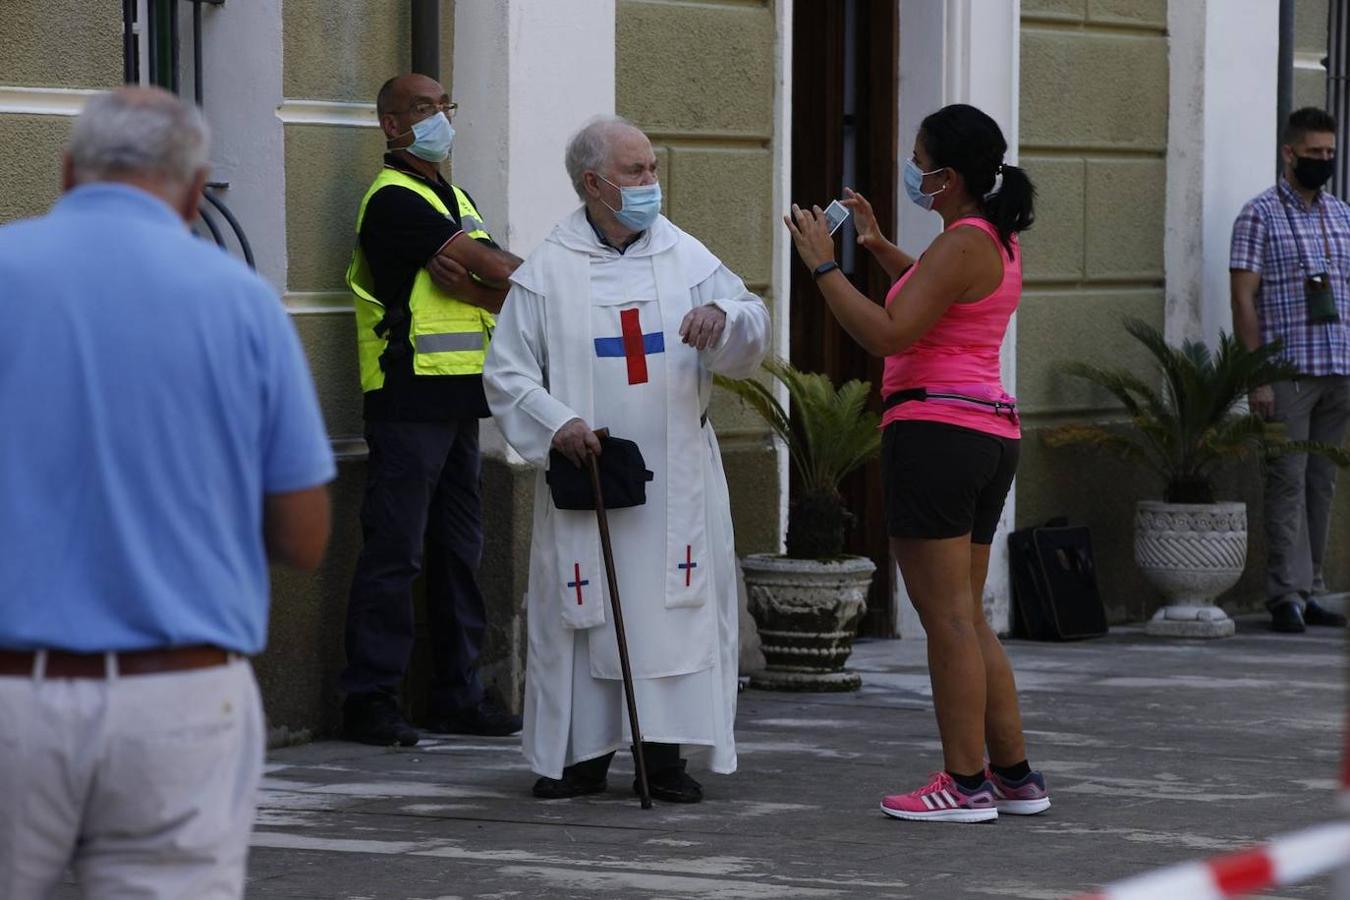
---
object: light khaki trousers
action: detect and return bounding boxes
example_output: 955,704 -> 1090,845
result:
1265,375 -> 1350,607
0,657 -> 264,899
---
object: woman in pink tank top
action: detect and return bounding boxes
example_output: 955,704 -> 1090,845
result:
786,104 -> 1049,823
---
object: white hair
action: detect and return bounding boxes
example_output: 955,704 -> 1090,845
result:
564,115 -> 642,200
68,87 -> 210,186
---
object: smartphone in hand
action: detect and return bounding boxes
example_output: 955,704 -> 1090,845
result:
823,199 -> 851,235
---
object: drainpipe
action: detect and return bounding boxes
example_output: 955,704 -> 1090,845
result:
123,0 -> 137,83
1276,0 -> 1295,176
411,0 -> 440,82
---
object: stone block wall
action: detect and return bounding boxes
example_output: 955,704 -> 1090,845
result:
1018,0 -> 1349,620
615,0 -> 781,558
1016,0 -> 1172,622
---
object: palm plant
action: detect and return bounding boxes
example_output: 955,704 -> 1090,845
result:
1045,318 -> 1350,503
716,358 -> 880,558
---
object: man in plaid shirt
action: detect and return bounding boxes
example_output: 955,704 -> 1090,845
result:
1230,107 -> 1350,633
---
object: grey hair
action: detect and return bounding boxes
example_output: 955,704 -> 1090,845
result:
68,87 -> 210,185
564,115 -> 641,200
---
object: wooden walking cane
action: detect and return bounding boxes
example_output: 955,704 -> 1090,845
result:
585,429 -> 653,809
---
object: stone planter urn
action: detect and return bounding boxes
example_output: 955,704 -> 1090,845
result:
741,553 -> 875,691
1135,500 -> 1247,638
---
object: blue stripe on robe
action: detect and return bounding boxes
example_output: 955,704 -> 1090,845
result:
593,332 -> 666,357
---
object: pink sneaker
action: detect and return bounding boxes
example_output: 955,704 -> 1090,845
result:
879,771 -> 998,823
985,767 -> 1051,815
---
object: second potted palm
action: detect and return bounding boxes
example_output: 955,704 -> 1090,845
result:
1046,319 -> 1349,636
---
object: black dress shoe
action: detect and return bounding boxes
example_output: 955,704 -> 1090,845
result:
426,698 -> 523,737
1303,600 -> 1347,627
533,767 -> 608,799
343,693 -> 419,747
637,759 -> 703,804
1270,601 -> 1306,633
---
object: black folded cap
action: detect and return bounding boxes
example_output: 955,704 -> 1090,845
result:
546,434 -> 654,510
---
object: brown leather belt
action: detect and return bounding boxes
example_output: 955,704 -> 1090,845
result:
0,645 -> 232,679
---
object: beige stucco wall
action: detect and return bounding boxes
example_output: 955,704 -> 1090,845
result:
1016,0 -> 1171,622
0,4 -> 122,227
616,0 -> 781,557
2,1 -> 123,90
0,116 -> 75,225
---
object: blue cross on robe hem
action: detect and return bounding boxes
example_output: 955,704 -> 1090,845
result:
678,544 -> 698,587
568,562 -> 589,605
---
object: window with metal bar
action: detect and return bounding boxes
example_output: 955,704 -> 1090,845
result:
1329,0 -> 1349,200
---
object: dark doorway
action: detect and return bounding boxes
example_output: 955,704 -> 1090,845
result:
789,0 -> 898,637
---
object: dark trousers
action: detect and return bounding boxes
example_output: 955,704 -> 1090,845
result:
1264,377 -> 1350,606
569,744 -> 681,780
341,419 -> 487,713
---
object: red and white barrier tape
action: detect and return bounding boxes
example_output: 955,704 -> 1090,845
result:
1342,711 -> 1350,794
1076,822 -> 1350,900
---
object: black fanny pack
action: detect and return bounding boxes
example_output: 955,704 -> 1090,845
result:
546,433 -> 653,510
884,387 -> 1019,424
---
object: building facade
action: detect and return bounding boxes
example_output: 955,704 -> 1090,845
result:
1,0 -> 1343,738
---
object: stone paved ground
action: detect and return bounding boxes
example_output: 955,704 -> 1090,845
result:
237,617 -> 1347,899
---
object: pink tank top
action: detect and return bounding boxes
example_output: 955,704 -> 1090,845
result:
880,217 -> 1021,439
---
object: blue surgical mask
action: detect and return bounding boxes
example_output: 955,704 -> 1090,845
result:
600,175 -> 662,231
903,158 -> 946,211
404,111 -> 454,163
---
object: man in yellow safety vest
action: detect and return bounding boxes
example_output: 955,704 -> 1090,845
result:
341,73 -> 523,747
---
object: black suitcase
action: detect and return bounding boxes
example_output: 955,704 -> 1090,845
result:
1008,518 -> 1109,640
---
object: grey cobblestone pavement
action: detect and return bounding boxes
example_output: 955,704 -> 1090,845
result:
240,617 -> 1345,899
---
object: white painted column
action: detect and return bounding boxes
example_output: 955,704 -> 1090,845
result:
1164,0 -> 1278,349
452,0 -> 615,258
773,0 -> 794,547
452,0 -> 615,460
895,0 -> 1021,638
196,0 -> 287,290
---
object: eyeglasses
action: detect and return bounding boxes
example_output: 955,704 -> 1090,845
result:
407,100 -> 457,118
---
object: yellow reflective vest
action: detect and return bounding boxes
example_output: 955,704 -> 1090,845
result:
346,168 -> 495,393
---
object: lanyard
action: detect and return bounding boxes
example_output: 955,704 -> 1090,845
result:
1277,184 -> 1335,276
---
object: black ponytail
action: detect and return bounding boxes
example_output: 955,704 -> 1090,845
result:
918,104 -> 1036,258
982,164 -> 1035,255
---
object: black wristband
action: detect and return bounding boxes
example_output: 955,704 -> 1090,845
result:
812,260 -> 840,280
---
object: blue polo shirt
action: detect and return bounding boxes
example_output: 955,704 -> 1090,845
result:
0,184 -> 336,654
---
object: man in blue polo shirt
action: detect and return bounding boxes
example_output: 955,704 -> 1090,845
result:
0,87 -> 334,898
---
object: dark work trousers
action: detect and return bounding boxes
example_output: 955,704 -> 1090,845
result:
1264,376 -> 1350,607
341,419 -> 487,714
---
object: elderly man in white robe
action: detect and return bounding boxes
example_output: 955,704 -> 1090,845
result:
484,116 -> 770,803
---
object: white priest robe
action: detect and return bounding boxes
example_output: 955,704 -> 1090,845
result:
483,208 -> 769,779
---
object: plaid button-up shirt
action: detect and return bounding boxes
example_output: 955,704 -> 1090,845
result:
1229,178 -> 1350,376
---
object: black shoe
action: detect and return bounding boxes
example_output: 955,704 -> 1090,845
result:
1270,601 -> 1307,633
426,698 -> 523,737
1303,600 -> 1347,627
637,759 -> 703,804
532,762 -> 609,799
343,693 -> 419,747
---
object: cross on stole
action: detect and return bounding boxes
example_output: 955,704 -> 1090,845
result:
677,544 -> 698,587
567,562 -> 589,605
593,307 -> 664,385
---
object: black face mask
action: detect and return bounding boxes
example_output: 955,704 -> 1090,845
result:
1292,155 -> 1336,191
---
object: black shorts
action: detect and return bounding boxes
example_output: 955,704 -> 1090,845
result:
881,420 -> 1020,544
